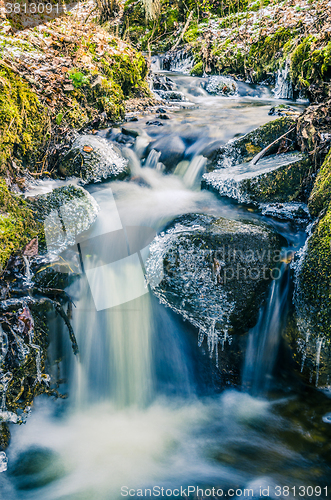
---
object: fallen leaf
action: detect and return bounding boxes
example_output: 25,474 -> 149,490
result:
23,237 -> 38,257
83,145 -> 93,152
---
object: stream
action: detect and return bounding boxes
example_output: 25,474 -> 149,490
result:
1,68 -> 331,499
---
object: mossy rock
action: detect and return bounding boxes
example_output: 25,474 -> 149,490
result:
209,117 -> 296,169
202,152 -> 311,204
0,423 -> 10,451
308,148 -> 331,218
0,180 -> 41,270
59,135 -> 129,183
32,185 -> 99,256
146,213 -> 284,344
0,63 -> 49,170
190,61 -> 204,76
291,207 -> 331,387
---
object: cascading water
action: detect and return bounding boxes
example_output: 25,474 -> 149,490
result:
3,68 -> 331,500
273,59 -> 294,100
242,262 -> 290,395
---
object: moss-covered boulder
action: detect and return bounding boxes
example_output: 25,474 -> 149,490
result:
202,152 -> 310,204
0,63 -> 48,172
290,207 -> 331,387
59,135 -> 129,183
32,185 -> 99,256
209,117 -> 296,169
308,149 -> 331,218
0,180 -> 41,270
146,213 -> 284,357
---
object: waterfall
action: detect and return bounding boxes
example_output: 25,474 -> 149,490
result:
242,263 -> 289,395
183,155 -> 207,188
273,59 -> 294,100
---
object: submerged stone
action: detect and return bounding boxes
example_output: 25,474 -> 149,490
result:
202,152 -> 310,204
59,135 -> 129,183
146,213 -> 284,365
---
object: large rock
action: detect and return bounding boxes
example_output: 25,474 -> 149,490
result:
59,135 -> 129,183
202,152 -> 310,204
290,208 -> 331,387
146,214 -> 284,352
32,185 -> 99,257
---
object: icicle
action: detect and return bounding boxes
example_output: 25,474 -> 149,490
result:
0,325 -> 8,372
23,255 -> 32,286
273,59 -> 293,99
0,451 -> 8,473
0,372 -> 12,412
12,332 -> 30,363
315,337 -> 324,387
30,344 -> 50,385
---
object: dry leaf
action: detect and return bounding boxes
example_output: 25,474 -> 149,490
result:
83,145 -> 93,152
23,237 -> 38,257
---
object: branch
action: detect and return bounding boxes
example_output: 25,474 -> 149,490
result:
250,126 -> 296,165
171,10 -> 194,51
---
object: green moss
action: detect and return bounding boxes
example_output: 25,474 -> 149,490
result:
290,37 -> 331,88
108,52 -> 148,96
184,24 -> 200,44
0,63 -> 48,170
190,61 -> 204,76
247,27 -> 295,80
243,155 -> 310,203
308,149 -> 331,217
0,180 -> 41,270
297,206 -> 331,343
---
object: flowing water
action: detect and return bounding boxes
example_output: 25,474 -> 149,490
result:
2,70 -> 331,499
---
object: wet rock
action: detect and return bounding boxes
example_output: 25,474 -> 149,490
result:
211,117 -> 296,169
202,152 -> 311,205
290,208 -> 331,387
146,120 -> 164,127
152,75 -> 175,91
32,185 -> 99,256
146,213 -> 284,361
153,89 -> 187,102
204,76 -> 237,96
121,126 -> 140,138
59,135 -> 129,183
259,202 -> 310,223
147,135 -> 186,170
268,105 -> 300,117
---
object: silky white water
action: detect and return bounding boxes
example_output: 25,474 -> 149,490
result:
2,71 -> 331,500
